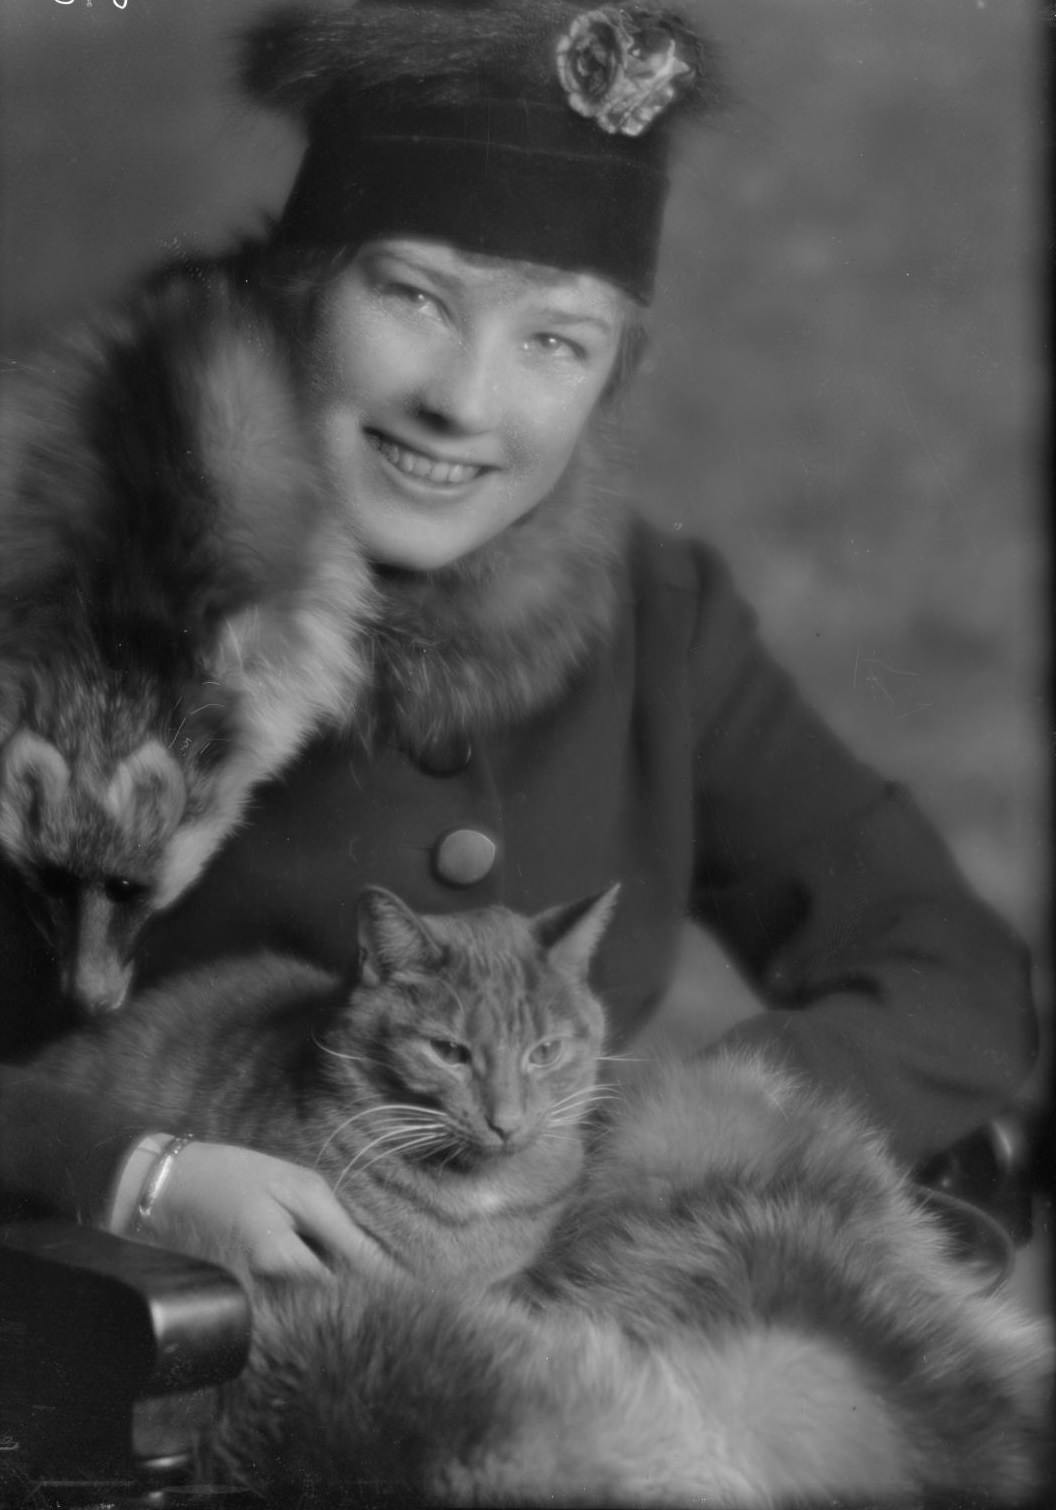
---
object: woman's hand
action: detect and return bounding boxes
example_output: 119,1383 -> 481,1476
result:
140,1141 -> 390,1281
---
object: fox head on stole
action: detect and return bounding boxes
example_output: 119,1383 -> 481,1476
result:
0,266 -> 375,1016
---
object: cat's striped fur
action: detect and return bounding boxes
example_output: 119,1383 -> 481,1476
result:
34,886 -> 617,1288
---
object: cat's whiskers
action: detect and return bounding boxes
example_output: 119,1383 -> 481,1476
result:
551,1081 -> 616,1105
548,1100 -> 620,1129
434,1143 -> 469,1176
313,1038 -> 383,1066
554,1094 -> 620,1116
342,1120 -> 451,1171
368,1100 -> 454,1123
548,1086 -> 620,1123
332,1132 -> 441,1195
313,1102 -> 445,1164
336,1128 -> 453,1189
351,1132 -> 453,1179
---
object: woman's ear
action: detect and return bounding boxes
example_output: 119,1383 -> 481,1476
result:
602,312 -> 650,405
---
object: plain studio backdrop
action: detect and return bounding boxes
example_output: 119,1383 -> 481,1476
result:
0,1 -> 1047,1106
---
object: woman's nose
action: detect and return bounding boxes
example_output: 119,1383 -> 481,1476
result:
415,333 -> 502,435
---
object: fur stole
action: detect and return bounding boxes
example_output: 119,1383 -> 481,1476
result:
0,265 -> 376,1011
0,270 -> 375,912
365,421 -> 631,756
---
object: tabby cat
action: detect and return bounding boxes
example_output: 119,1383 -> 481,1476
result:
33,888 -> 1051,1505
35,884 -> 616,1288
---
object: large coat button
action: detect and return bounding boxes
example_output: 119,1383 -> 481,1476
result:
415,735 -> 473,776
433,828 -> 498,887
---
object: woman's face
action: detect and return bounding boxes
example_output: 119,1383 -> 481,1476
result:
313,238 -> 626,571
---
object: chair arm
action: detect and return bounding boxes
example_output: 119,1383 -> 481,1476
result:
0,1219 -> 250,1484
916,1112 -> 1038,1248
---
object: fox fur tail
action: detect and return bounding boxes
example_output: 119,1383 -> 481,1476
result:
205,1249 -> 1049,1508
204,1051 -> 1052,1507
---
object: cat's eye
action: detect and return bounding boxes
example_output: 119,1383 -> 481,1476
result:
528,1038 -> 563,1068
428,1037 -> 471,1066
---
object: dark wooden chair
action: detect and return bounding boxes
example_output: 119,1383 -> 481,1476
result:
917,1110 -> 1040,1288
0,1221 -> 251,1508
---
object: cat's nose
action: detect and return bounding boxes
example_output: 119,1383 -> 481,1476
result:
486,1114 -> 521,1145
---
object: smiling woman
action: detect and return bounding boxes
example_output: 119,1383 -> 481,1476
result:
315,238 -> 627,569
0,0 -> 1041,1341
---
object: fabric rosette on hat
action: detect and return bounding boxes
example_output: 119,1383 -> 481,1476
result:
555,6 -> 694,137
242,0 -> 724,302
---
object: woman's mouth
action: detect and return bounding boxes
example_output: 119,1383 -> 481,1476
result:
366,430 -> 487,487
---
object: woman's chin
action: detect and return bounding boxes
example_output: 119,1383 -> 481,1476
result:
359,518 -> 488,574
355,489 -> 529,573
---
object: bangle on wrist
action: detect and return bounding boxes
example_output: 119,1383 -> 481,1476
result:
106,1133 -> 171,1233
134,1133 -> 196,1234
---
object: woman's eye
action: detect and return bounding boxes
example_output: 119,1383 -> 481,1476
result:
529,333 -> 584,360
385,281 -> 438,313
528,1038 -> 563,1067
428,1037 -> 471,1066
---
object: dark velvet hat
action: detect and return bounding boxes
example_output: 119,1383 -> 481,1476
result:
241,1 -> 722,302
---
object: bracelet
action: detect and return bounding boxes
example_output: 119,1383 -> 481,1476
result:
133,1133 -> 196,1233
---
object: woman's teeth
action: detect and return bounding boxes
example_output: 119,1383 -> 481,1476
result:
370,432 -> 483,486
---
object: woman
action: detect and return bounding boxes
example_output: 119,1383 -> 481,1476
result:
0,0 -> 1036,1276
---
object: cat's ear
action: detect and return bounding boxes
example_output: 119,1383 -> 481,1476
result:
356,886 -> 442,985
534,884 -> 620,981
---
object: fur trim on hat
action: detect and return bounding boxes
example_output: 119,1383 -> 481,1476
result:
366,417 -> 631,754
240,1 -> 723,124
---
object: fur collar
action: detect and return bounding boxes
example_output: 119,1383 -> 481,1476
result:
366,425 -> 630,755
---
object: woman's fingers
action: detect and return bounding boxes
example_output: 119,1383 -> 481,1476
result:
280,1167 -> 391,1273
245,1221 -> 334,1280
139,1141 -> 385,1280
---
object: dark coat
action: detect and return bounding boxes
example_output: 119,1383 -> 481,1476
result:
0,518 -> 1036,1216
